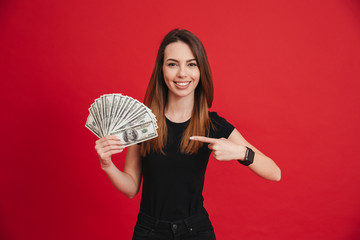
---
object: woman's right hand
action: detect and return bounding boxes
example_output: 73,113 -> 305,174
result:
95,135 -> 125,169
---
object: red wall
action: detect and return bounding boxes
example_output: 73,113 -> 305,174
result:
1,0 -> 360,239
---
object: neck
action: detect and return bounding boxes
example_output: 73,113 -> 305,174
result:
165,92 -> 194,122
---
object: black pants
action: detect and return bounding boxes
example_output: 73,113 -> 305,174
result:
132,209 -> 216,240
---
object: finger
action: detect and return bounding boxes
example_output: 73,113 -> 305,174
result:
99,148 -> 124,159
97,140 -> 123,148
97,135 -> 120,144
213,151 -> 224,161
214,151 -> 223,159
190,136 -> 218,144
96,145 -> 124,156
101,145 -> 125,154
107,149 -> 124,155
208,144 -> 214,150
95,141 -> 122,151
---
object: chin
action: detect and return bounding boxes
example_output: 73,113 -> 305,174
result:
172,92 -> 194,98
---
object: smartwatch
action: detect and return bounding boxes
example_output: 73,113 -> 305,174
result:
238,147 -> 255,166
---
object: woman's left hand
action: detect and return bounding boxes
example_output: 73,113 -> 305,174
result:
190,136 -> 246,161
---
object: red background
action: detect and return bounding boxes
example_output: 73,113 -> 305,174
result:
1,0 -> 360,239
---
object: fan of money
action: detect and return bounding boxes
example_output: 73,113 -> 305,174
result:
85,93 -> 158,146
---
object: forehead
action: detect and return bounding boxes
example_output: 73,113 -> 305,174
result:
164,41 -> 195,60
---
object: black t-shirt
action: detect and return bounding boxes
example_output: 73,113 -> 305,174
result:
140,112 -> 235,221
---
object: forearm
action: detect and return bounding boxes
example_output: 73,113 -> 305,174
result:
244,152 -> 281,181
232,145 -> 281,181
102,162 -> 140,198
226,129 -> 281,181
191,130 -> 282,181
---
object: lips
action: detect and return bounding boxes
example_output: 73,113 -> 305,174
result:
174,81 -> 191,86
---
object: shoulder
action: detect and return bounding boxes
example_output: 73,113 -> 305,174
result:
209,111 -> 219,119
209,111 -> 232,126
209,111 -> 225,121
208,111 -> 235,138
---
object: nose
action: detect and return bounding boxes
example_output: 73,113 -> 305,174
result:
177,66 -> 186,78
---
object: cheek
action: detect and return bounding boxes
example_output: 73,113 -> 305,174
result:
162,68 -> 174,81
162,66 -> 167,80
162,69 -> 172,88
192,71 -> 200,88
191,69 -> 200,81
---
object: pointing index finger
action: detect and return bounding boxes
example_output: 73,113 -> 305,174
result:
190,136 -> 217,144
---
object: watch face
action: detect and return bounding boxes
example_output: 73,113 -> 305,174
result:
245,147 -> 250,161
248,148 -> 254,163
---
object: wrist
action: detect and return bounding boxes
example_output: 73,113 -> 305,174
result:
101,160 -> 114,171
237,145 -> 248,161
237,146 -> 255,166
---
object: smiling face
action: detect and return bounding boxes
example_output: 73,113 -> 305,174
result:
162,41 -> 200,99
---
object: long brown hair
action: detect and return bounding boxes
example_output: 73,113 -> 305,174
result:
141,29 -> 214,156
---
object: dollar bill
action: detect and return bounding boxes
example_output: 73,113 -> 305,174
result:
109,94 -> 124,131
85,114 -> 101,138
113,121 -> 158,147
113,109 -> 153,132
89,104 -> 105,137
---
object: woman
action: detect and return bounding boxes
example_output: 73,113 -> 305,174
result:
95,29 -> 281,240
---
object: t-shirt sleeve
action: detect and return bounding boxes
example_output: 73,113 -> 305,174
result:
209,112 -> 235,139
209,112 -> 249,166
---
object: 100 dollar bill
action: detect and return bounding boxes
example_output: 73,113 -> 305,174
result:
112,121 -> 158,147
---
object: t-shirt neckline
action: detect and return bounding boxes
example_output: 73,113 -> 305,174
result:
165,116 -> 191,125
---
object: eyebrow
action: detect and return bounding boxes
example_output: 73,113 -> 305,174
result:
165,58 -> 197,62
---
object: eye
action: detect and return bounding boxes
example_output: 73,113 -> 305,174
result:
188,62 -> 197,67
167,62 -> 177,67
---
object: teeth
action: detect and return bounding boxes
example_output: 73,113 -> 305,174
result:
175,82 -> 190,86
